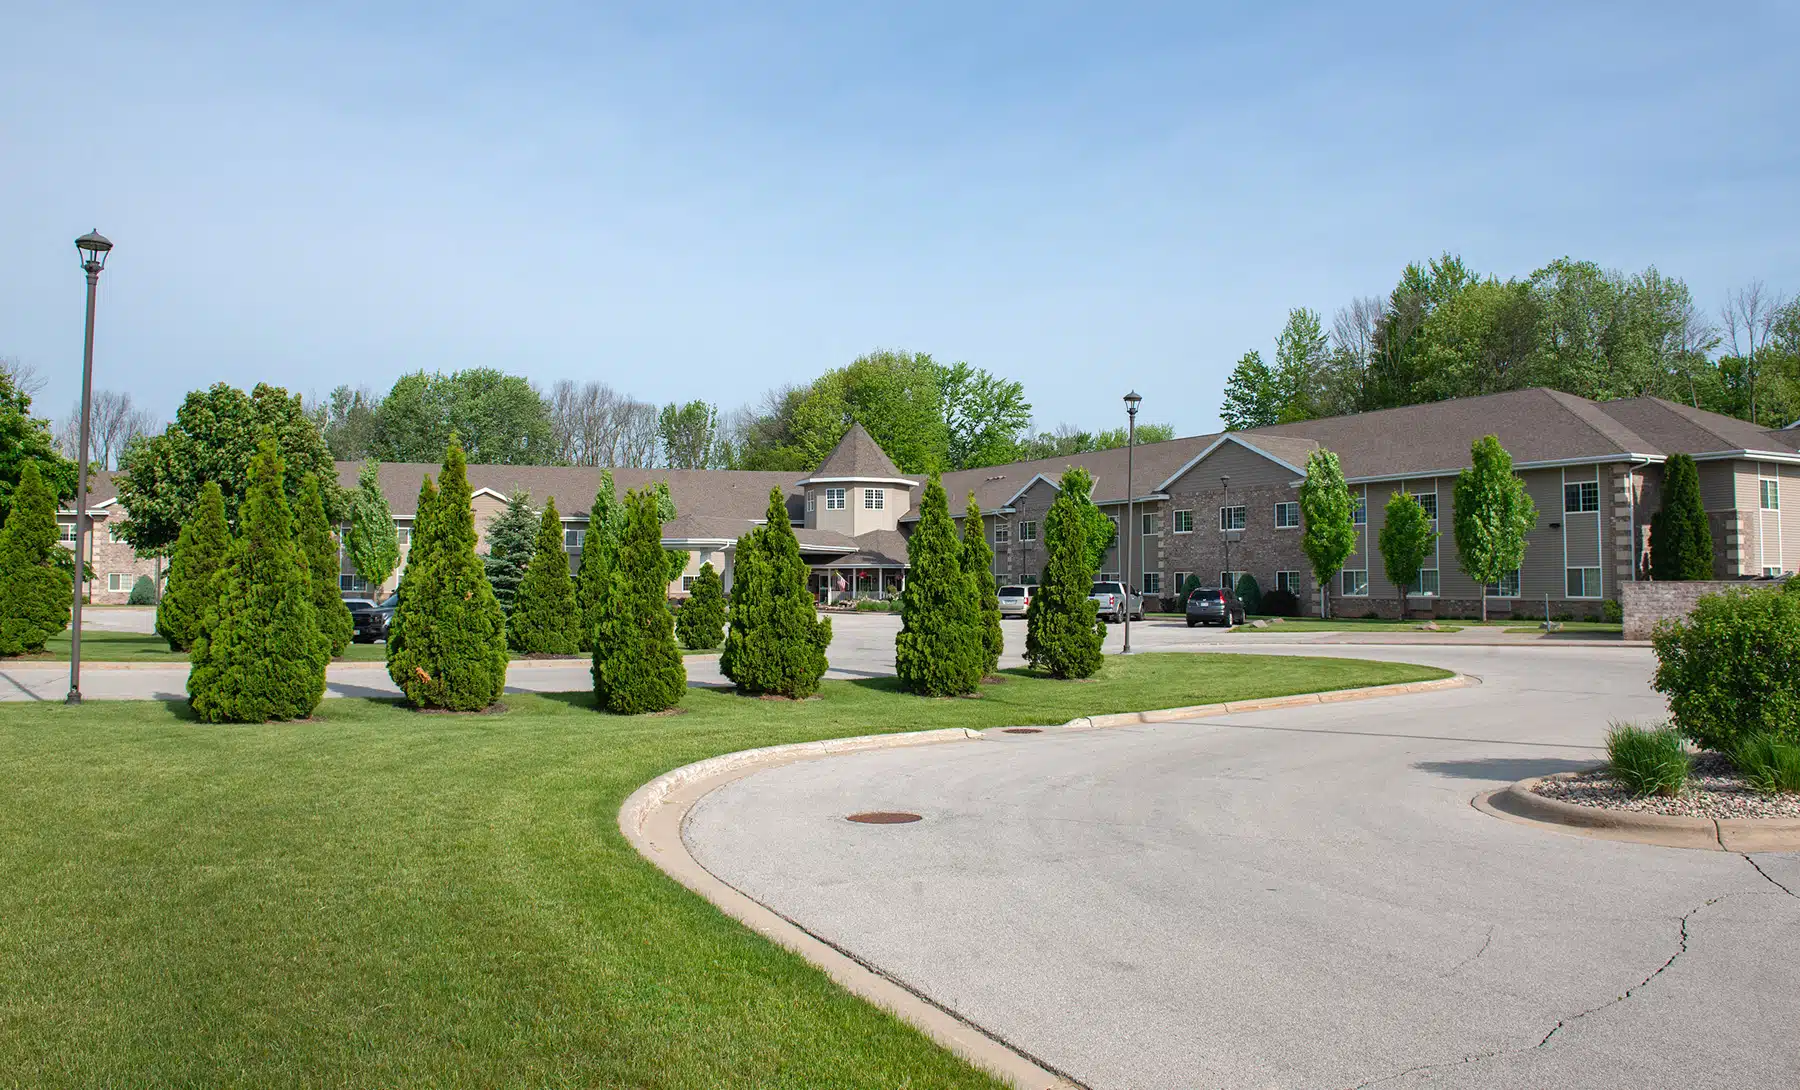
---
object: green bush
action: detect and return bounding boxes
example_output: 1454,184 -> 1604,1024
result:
1733,734 -> 1800,794
482,490 -> 538,615
156,481 -> 230,651
386,438 -> 509,711
962,494 -> 1003,677
574,471 -> 623,653
896,477 -> 983,696
383,475 -> 438,673
0,461 -> 72,655
676,561 -> 726,650
1601,599 -> 1623,624
1260,589 -> 1300,617
1651,453 -> 1713,580
1179,573 -> 1203,607
592,488 -> 686,714
1651,586 -> 1800,751
721,488 -> 832,698
127,575 -> 157,605
850,598 -> 891,612
1234,573 -> 1262,615
1604,723 -> 1689,797
187,441 -> 328,723
509,496 -> 582,655
296,474 -> 354,658
1025,468 -> 1104,679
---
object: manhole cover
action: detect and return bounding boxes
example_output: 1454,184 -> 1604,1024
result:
846,811 -> 922,824
1002,727 -> 1042,734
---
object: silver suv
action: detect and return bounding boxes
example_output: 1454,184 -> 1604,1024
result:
996,585 -> 1033,618
1089,581 -> 1144,623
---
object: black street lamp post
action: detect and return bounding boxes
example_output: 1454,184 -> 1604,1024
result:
1220,474 -> 1233,596
1122,390 -> 1141,653
68,230 -> 112,705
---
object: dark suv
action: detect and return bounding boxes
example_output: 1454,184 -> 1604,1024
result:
349,593 -> 399,643
1185,587 -> 1245,627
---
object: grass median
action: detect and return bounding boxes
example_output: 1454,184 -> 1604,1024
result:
0,652 -> 1448,1089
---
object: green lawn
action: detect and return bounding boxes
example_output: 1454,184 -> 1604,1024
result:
0,652 -> 1446,1089
12,631 -> 717,663
1227,618 -> 1465,633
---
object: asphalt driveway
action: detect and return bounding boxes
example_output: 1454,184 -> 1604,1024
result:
683,644 -> 1800,1090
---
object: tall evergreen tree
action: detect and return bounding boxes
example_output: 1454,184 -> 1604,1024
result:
386,438 -> 509,710
383,475 -> 437,670
592,488 -> 687,713
896,476 -> 983,696
0,461 -> 72,655
1452,436 -> 1538,621
676,561 -> 726,650
1378,491 -> 1437,617
155,480 -> 229,651
1025,468 -> 1105,678
482,490 -> 538,615
509,496 -> 582,654
187,441 -> 328,722
721,488 -> 833,697
1299,449 -> 1356,619
1651,453 -> 1714,580
296,473 -> 354,657
574,470 -> 624,652
962,493 -> 1003,677
344,460 -> 400,591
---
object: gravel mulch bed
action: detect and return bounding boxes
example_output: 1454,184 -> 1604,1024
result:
1531,752 -> 1800,819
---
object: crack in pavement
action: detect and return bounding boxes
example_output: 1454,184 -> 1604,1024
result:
1740,853 -> 1798,898
1338,894 -> 1728,1090
1440,924 -> 1495,978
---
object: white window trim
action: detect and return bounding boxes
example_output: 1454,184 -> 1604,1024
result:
1172,509 -> 1193,534
1140,512 -> 1159,537
1274,501 -> 1300,529
1172,571 -> 1193,590
1484,569 -> 1522,599
1019,521 -> 1038,542
825,487 -> 847,511
1275,570 -> 1301,594
1566,566 -> 1603,600
863,488 -> 885,511
1411,568 -> 1440,597
994,523 -> 1010,544
1218,505 -> 1246,532
1142,572 -> 1163,594
1341,569 -> 1369,597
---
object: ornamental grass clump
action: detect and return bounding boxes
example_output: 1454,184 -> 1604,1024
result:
1604,722 -> 1690,798
1732,734 -> 1800,795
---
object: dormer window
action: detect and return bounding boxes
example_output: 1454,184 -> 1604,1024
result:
864,488 -> 885,510
825,487 -> 846,510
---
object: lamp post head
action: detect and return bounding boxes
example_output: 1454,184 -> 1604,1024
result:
1123,390 -> 1142,417
75,230 -> 112,272
1220,474 -> 1230,491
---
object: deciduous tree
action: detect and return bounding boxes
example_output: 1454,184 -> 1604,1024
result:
1378,491 -> 1437,618
344,461 -> 401,591
1299,449 -> 1355,619
1452,436 -> 1538,621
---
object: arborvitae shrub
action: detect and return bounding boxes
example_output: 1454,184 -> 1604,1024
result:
0,461 -> 72,655
895,477 -> 983,695
296,474 -> 354,658
1652,453 -> 1714,581
187,441 -> 327,722
1025,469 -> 1104,679
127,575 -> 156,605
509,495 -> 582,655
386,438 -> 508,710
383,475 -> 438,676
721,488 -> 832,697
962,492 -> 1003,677
574,471 -> 623,653
156,480 -> 229,651
591,488 -> 687,713
676,561 -> 726,650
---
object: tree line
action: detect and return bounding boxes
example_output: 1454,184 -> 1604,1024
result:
1221,255 -> 1800,429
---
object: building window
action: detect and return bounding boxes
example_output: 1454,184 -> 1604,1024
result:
107,573 -> 130,593
1564,481 -> 1599,513
863,488 -> 885,510
1411,569 -> 1439,597
564,528 -> 585,550
1486,569 -> 1521,597
1764,566 -> 1783,578
1219,505 -> 1246,531
1097,571 -> 1120,583
1172,509 -> 1193,534
1172,571 -> 1193,592
825,487 -> 846,510
1276,570 -> 1301,594
1342,569 -> 1368,596
1413,493 -> 1438,522
1142,572 -> 1162,595
1141,512 -> 1159,536
1352,497 -> 1367,526
1020,521 -> 1038,542
59,522 -> 77,542
681,576 -> 697,592
994,522 -> 1010,544
1566,567 -> 1601,598
1219,570 -> 1247,591
397,526 -> 412,545
1762,478 -> 1780,511
1274,502 -> 1300,529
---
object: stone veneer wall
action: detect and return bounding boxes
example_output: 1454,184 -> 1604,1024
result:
1620,579 -> 1773,640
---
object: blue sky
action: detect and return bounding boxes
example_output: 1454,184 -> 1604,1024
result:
3,1 -> 1796,438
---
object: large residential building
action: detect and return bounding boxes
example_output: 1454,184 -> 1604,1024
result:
60,389 -> 1800,618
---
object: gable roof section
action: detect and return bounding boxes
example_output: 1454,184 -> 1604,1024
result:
925,433 -> 1220,517
808,423 -> 906,481
1153,433 -> 1320,491
1599,396 -> 1800,459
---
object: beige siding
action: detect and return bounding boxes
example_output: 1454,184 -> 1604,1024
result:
1189,441 -> 1302,490
1782,466 -> 1800,574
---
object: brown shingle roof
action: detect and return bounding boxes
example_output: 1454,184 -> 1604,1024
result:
810,423 -> 906,479
924,433 -> 1221,517
343,463 -> 803,524
1597,397 -> 1800,457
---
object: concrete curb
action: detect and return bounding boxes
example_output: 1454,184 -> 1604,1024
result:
617,671 -> 1469,1090
1476,773 -> 1800,852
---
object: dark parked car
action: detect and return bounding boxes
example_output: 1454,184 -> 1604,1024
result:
349,593 -> 399,643
1186,587 -> 1245,627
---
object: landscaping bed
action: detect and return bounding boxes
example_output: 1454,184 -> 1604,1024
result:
1531,752 -> 1800,820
